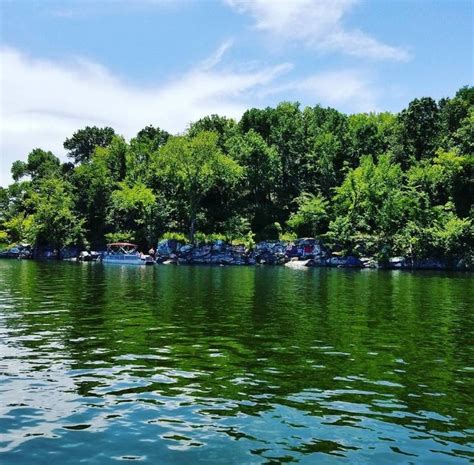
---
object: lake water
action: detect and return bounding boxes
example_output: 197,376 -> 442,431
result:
0,260 -> 473,464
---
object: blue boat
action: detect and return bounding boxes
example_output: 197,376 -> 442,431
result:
102,243 -> 155,265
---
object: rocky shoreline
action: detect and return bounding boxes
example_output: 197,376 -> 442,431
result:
1,239 -> 471,271
153,239 -> 471,271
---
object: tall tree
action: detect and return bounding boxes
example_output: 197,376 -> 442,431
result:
134,125 -> 170,152
108,182 -> 165,247
155,131 -> 242,241
238,107 -> 274,142
71,147 -> 116,246
11,149 -> 60,182
302,105 -> 349,194
127,127 -> 170,184
28,178 -> 85,253
396,97 -> 440,163
287,193 -> 329,238
226,130 -> 281,232
328,155 -> 409,256
64,126 -> 115,164
188,115 -> 236,150
268,102 -> 306,215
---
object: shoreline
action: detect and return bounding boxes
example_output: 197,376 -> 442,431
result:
1,256 -> 471,272
1,238 -> 471,272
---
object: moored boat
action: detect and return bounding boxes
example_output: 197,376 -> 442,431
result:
78,250 -> 102,262
102,243 -> 154,265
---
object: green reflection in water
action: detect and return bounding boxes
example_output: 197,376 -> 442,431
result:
0,260 -> 473,464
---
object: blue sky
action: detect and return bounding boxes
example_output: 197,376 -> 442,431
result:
0,0 -> 472,186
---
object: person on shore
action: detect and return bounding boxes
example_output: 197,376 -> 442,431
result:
148,247 -> 156,259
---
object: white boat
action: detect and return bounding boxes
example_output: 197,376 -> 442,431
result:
102,243 -> 155,265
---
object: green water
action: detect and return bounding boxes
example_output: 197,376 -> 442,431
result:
0,260 -> 473,464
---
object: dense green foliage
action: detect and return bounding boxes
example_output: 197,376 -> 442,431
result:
1,87 -> 472,262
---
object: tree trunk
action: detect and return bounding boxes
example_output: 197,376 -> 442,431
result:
189,218 -> 196,244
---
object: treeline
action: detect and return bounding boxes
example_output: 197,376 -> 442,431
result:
0,86 -> 473,263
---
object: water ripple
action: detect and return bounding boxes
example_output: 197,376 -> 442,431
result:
0,261 -> 473,464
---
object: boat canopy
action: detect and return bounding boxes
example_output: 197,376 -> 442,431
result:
106,242 -> 139,254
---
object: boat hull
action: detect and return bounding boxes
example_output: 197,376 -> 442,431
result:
102,255 -> 154,265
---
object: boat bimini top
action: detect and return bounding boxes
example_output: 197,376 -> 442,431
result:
106,243 -> 139,255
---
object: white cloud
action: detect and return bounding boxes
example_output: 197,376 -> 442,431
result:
292,70 -> 379,112
199,39 -> 234,71
0,45 -> 291,186
0,43 -> 383,188
225,0 -> 410,61
257,69 -> 378,112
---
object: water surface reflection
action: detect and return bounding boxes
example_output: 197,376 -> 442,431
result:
0,261 -> 472,464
